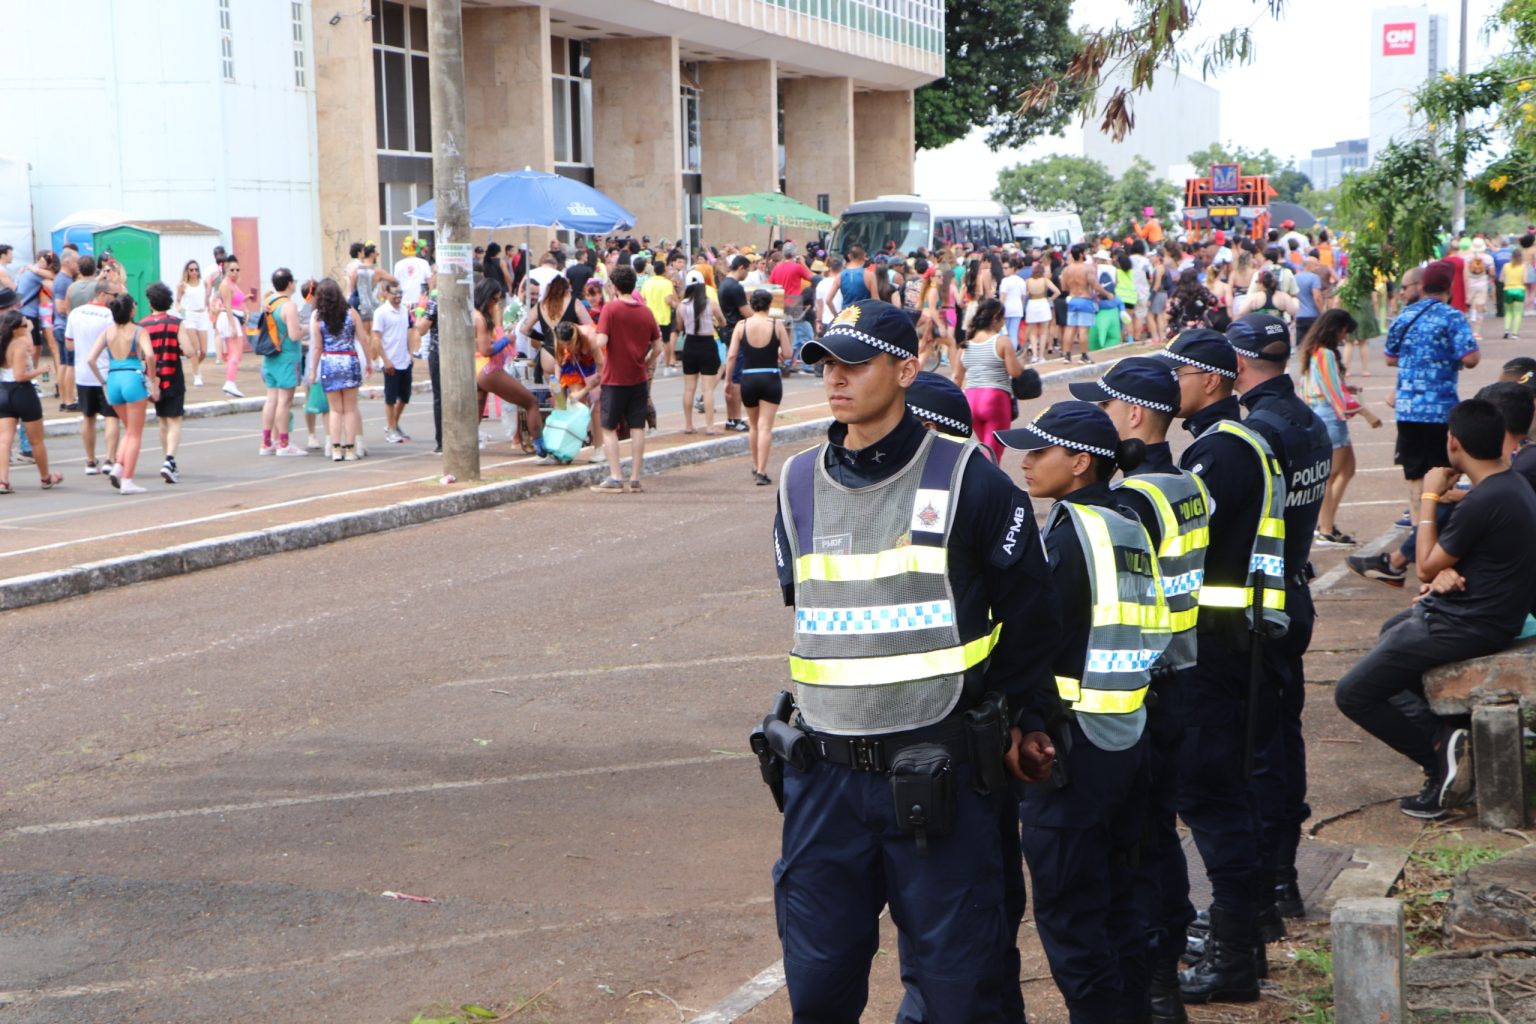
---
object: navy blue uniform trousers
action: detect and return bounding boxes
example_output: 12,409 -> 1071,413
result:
776,758 -> 1012,1024
1131,673 -> 1196,960
1174,638 -> 1277,919
1253,585 -> 1313,888
1020,719 -> 1151,1024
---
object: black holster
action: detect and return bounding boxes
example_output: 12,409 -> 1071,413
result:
963,691 -> 1011,796
889,743 -> 955,858
750,691 -> 812,813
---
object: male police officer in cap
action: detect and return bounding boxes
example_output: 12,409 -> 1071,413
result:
1227,314 -> 1331,928
1152,330 -> 1289,1005
761,300 -> 1059,1023
1072,356 -> 1211,1024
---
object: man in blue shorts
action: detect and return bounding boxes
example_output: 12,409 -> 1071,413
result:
1060,244 -> 1112,364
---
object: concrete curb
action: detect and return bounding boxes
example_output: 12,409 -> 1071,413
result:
38,381 -> 433,438
0,358 -> 1117,611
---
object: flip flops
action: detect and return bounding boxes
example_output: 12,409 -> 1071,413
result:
40,473 -> 63,489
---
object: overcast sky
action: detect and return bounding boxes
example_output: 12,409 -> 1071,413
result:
915,0 -> 1502,197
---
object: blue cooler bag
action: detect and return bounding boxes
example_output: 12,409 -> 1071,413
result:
540,402 -> 592,464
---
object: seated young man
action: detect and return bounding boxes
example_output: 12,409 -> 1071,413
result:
1334,398 -> 1536,818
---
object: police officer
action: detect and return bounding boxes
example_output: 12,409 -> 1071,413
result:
1070,357 -> 1210,1024
1150,330 -> 1289,1004
1227,314 -> 1332,925
764,300 -> 1060,1023
996,401 -> 1171,1024
895,370 -> 1030,1024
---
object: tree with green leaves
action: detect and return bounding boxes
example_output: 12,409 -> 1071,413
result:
1104,158 -> 1182,238
916,0 -> 1081,151
992,155 -> 1114,231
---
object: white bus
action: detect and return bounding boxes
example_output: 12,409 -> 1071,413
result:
1011,210 -> 1084,249
829,197 -> 1014,254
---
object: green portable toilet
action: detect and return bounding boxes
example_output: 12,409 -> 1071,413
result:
92,220 -> 222,318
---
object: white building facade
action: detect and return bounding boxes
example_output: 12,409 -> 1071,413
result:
1369,5 -> 1448,162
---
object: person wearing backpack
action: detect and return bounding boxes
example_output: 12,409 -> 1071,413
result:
347,243 -> 396,367
256,268 -> 308,456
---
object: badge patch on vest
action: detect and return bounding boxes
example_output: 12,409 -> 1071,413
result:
911,489 -> 950,534
814,532 -> 852,556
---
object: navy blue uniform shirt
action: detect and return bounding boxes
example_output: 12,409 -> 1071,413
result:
774,412 -> 1061,733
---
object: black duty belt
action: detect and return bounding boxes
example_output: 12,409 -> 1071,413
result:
807,719 -> 970,773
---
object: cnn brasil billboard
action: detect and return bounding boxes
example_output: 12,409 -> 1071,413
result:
1383,22 -> 1416,56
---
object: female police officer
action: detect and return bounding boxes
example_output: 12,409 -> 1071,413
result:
763,300 -> 1059,1023
996,401 -> 1170,1024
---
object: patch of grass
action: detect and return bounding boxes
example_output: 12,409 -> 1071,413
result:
405,981 -> 561,1024
1398,838 -> 1506,954
1284,939 -> 1334,1024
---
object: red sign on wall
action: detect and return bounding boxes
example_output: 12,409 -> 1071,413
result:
1383,22 -> 1417,56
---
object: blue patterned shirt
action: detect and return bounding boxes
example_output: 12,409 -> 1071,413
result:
1384,298 -> 1478,423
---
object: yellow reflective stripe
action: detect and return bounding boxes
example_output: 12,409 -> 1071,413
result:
1092,601 -> 1170,630
1119,478 -> 1178,550
1055,676 -> 1149,714
1073,507 -> 1123,626
1214,421 -> 1281,532
1198,586 -> 1287,611
790,623 -> 1002,687
1168,607 -> 1199,632
794,544 -> 947,583
1161,525 -> 1210,557
1258,517 -> 1286,539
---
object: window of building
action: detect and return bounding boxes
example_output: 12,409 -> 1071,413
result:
219,0 -> 235,81
378,181 -> 434,266
553,38 -> 593,168
291,2 -> 307,89
372,0 -> 431,155
680,73 -> 701,175
684,189 -> 703,254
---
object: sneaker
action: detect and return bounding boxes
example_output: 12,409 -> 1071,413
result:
383,429 -> 400,444
83,460 -> 103,476
694,396 -> 705,413
275,444 -> 308,457
160,463 -> 179,484
192,374 -> 204,387
1346,552 -> 1407,588
355,438 -> 368,458
332,447 -> 344,462
258,445 -> 275,456
754,472 -> 772,486
1394,509 -> 1413,528
118,479 -> 146,495
222,382 -> 245,399
306,434 -> 321,450
432,444 -> 442,454
344,448 -> 359,461
1400,772 -> 1450,818
107,464 -> 122,489
395,429 -> 411,442
1314,527 -> 1356,547
1439,727 -> 1474,809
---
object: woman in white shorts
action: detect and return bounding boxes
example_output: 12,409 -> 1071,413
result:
174,260 -> 212,387
1022,263 -> 1060,363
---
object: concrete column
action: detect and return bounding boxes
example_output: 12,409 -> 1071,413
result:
700,60 -> 778,244
312,4 -> 379,280
592,37 -> 680,243
463,6 -> 553,177
1472,704 -> 1527,830
1331,898 -> 1406,1024
854,89 -> 915,199
782,77 -> 853,223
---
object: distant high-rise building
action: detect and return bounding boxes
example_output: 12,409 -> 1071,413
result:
1301,139 -> 1369,191
1369,5 -> 1449,162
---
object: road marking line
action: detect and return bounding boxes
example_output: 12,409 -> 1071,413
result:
1339,498 -> 1409,508
1311,524 -> 1406,594
687,961 -> 787,1024
436,652 -> 784,688
8,754 -> 732,836
0,900 -> 767,1006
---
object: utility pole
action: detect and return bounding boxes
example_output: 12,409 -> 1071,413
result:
427,0 -> 479,480
1452,0 -> 1469,233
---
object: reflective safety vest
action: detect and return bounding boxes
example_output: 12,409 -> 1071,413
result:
1194,420 -> 1289,636
779,430 -> 997,736
1047,500 -> 1171,752
1116,469 -> 1211,671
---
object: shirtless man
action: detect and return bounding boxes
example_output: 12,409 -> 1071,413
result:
1060,244 -> 1111,364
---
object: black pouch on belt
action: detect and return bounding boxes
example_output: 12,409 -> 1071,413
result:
964,692 -> 1010,796
889,743 -> 955,857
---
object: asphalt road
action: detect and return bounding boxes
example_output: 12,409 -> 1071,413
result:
0,330 -> 1524,1023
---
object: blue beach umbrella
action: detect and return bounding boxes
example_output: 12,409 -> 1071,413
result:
408,168 -> 636,233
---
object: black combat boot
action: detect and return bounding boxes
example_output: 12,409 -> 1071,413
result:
1178,907 -> 1260,1004
1181,910 -> 1210,964
1274,863 -> 1305,919
1148,940 -> 1188,1024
